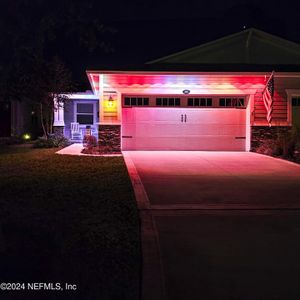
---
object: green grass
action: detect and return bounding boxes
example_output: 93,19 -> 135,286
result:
0,146 -> 140,300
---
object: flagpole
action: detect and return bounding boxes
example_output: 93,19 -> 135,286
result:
262,70 -> 275,93
262,70 -> 275,127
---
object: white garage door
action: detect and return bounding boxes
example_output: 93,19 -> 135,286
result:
122,107 -> 246,151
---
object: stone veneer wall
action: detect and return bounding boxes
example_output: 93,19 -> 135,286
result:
251,126 -> 292,151
53,126 -> 64,137
98,125 -> 121,153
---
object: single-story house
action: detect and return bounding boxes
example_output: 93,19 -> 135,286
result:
55,28 -> 300,152
4,28 -> 299,150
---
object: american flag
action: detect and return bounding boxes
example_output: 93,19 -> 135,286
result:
262,71 -> 274,127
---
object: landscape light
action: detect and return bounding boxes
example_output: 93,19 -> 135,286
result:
23,133 -> 31,140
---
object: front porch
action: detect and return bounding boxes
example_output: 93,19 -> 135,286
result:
53,91 -> 99,143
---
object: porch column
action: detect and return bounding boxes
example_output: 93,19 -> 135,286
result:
98,74 -> 121,153
53,97 -> 65,135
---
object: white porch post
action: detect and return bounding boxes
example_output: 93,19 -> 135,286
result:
53,97 -> 65,127
53,96 -> 65,136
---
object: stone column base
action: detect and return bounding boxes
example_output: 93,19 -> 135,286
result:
53,126 -> 65,137
98,125 -> 121,153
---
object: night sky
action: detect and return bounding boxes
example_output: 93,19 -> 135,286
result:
75,0 -> 300,88
2,0 -> 300,89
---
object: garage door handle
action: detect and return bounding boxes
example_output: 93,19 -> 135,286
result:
181,114 -> 183,122
184,114 -> 187,122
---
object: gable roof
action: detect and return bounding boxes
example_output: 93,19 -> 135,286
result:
148,28 -> 300,66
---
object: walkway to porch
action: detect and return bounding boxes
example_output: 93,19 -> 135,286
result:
56,143 -> 84,155
56,143 -> 122,157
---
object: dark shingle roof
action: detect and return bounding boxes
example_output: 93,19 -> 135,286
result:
147,28 -> 300,66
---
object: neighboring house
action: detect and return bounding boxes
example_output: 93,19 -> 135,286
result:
0,101 -> 11,137
25,28 -> 300,150
0,100 -> 37,138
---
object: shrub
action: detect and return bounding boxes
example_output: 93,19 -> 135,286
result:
83,135 -> 97,150
50,135 -> 71,148
256,128 -> 300,159
291,127 -> 300,148
33,137 -> 49,148
295,140 -> 300,152
256,139 -> 281,156
34,135 -> 71,148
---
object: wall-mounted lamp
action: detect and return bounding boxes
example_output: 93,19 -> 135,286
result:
108,95 -> 114,107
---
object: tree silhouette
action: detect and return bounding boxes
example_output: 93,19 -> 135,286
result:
0,0 -> 114,136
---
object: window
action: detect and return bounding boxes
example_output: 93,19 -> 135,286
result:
156,97 -> 181,106
188,98 -> 212,107
292,97 -> 300,106
76,103 -> 94,125
219,98 -> 245,107
124,97 -> 149,106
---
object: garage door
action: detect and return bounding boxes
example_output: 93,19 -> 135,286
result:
122,107 -> 246,151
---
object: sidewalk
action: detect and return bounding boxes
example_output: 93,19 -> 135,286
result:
56,143 -> 84,155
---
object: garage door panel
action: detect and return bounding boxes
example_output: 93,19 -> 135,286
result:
135,108 -> 185,122
219,125 -> 246,137
183,124 -> 245,136
122,108 -> 136,123
122,137 -> 186,150
122,123 -> 136,136
183,136 -> 245,151
187,109 -> 246,124
123,136 -> 245,151
136,124 -> 185,137
127,124 -> 246,138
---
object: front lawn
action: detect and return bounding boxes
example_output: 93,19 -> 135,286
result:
0,147 -> 140,300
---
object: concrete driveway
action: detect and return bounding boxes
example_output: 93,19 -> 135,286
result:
124,151 -> 300,209
123,151 -> 300,300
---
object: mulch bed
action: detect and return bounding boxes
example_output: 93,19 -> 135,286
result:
82,146 -> 121,156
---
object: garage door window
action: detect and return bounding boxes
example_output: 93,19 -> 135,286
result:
219,98 -> 245,107
156,98 -> 181,107
188,98 -> 212,107
124,97 -> 149,106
